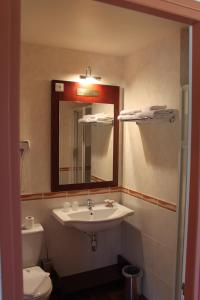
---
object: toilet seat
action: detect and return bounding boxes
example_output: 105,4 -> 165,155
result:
23,266 -> 52,300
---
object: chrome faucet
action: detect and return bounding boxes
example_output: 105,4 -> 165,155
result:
87,199 -> 94,211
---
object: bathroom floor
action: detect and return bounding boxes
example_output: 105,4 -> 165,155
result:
65,282 -> 123,300
50,282 -> 146,300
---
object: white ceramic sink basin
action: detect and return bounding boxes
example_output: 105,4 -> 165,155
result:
52,203 -> 134,232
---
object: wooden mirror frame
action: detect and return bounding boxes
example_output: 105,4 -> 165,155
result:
51,80 -> 119,191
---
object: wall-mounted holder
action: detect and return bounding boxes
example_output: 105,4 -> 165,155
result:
118,109 -> 177,125
20,140 -> 30,156
136,114 -> 176,125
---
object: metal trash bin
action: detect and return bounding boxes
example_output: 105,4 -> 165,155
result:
122,265 -> 143,300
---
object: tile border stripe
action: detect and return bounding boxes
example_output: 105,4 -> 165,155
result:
120,187 -> 176,212
20,187 -> 176,212
20,188 -> 118,201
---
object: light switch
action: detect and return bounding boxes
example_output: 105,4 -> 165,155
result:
55,83 -> 64,92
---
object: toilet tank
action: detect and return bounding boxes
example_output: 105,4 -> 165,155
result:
22,223 -> 44,268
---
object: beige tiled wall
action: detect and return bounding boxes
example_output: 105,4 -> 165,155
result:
21,191 -> 121,276
122,193 -> 177,300
122,31 -> 180,205
21,189 -> 177,300
120,31 -> 180,300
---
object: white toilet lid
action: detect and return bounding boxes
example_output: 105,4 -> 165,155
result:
23,266 -> 52,300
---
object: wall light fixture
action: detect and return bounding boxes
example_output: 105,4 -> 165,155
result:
79,66 -> 101,84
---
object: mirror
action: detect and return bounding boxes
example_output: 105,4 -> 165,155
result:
51,80 -> 119,191
59,101 -> 114,185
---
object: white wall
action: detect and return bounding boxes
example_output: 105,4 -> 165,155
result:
121,31 -> 180,300
122,31 -> 180,204
20,43 -> 124,194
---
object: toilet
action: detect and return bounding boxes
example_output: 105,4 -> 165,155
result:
22,223 -> 53,300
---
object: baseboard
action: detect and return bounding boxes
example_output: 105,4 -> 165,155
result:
51,255 -> 147,299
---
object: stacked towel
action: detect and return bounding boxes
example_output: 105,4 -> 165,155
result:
118,115 -> 149,121
97,114 -> 113,121
118,108 -> 143,122
136,109 -> 174,119
120,109 -> 141,115
79,113 -> 113,125
78,114 -> 97,123
143,105 -> 167,111
118,105 -> 175,122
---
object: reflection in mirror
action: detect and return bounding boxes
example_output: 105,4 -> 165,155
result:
59,101 -> 114,185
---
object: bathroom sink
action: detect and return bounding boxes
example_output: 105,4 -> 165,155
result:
52,203 -> 134,232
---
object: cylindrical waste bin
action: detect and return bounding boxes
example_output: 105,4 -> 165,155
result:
122,265 -> 143,300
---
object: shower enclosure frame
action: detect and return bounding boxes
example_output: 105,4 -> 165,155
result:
1,0 -> 200,300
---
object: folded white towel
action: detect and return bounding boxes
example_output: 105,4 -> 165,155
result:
137,109 -> 174,119
97,116 -> 113,121
79,113 -> 113,124
23,268 -> 50,297
118,109 -> 176,122
96,120 -> 113,125
82,114 -> 98,120
118,115 -> 149,121
143,105 -> 167,111
78,118 -> 96,123
120,109 -> 141,115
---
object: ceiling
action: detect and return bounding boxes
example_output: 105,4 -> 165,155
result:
21,0 -> 185,56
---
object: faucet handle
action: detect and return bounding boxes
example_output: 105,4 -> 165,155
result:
87,199 -> 94,206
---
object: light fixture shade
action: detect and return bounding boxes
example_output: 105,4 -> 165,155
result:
79,66 -> 101,82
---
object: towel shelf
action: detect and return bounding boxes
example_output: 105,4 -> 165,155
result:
79,121 -> 113,126
119,115 -> 176,124
136,115 -> 175,124
118,107 -> 177,125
